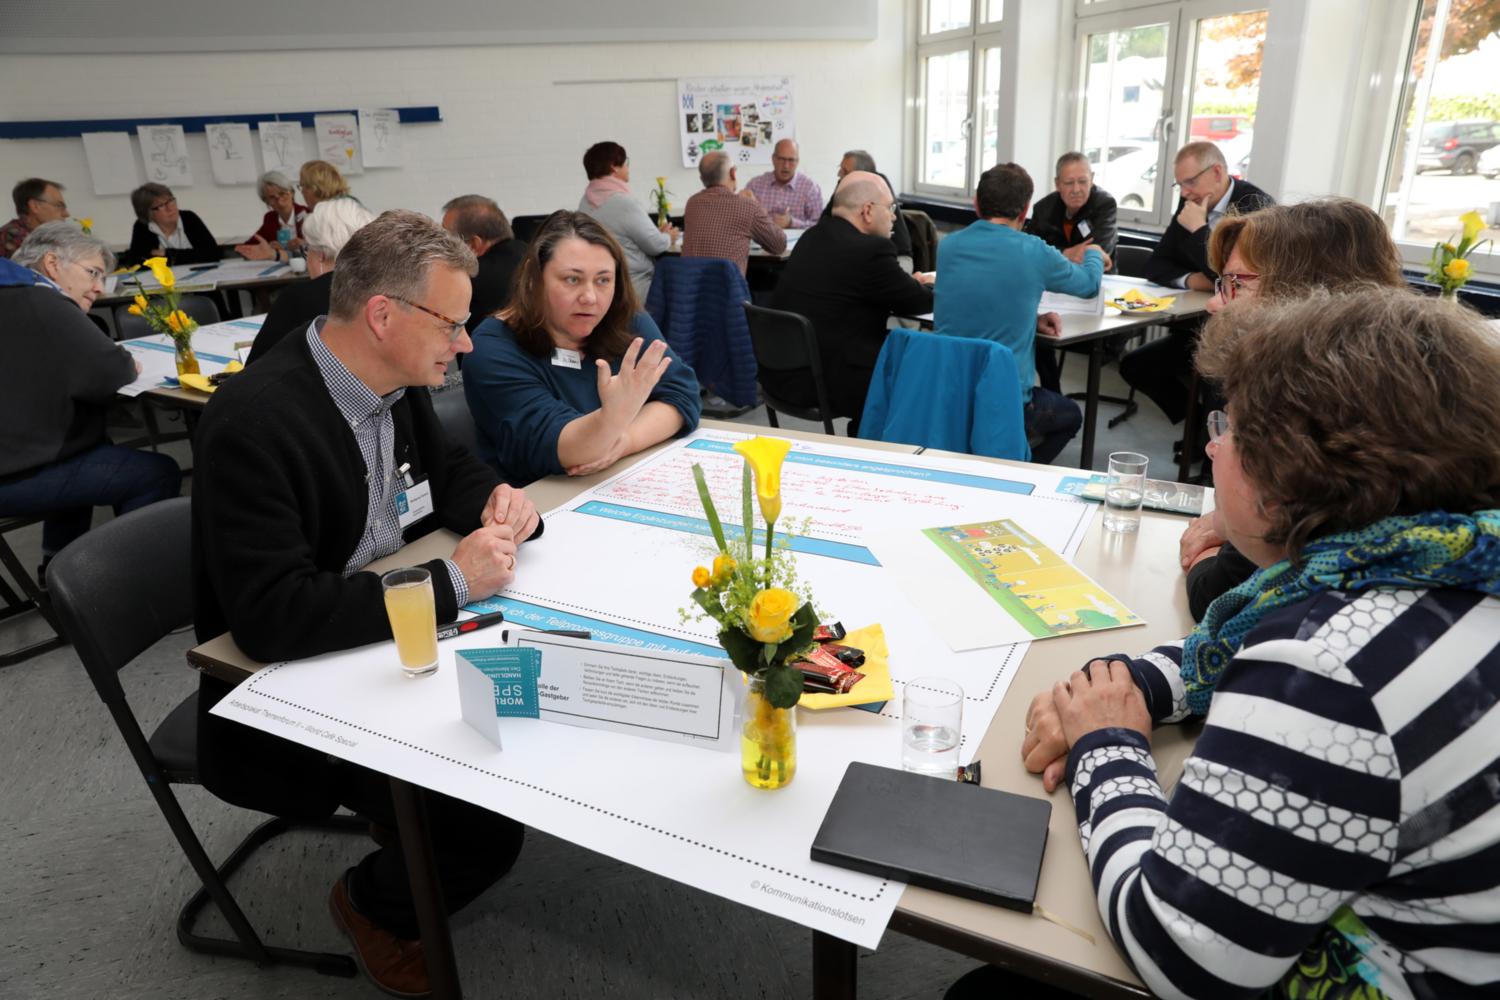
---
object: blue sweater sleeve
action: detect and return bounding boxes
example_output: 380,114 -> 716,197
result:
1037,240 -> 1104,297
632,313 -> 702,437
463,320 -> 578,486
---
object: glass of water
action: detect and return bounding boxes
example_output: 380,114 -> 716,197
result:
1103,451 -> 1148,533
901,678 -> 963,778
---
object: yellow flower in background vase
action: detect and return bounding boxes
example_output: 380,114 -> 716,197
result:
733,436 -> 792,526
172,308 -> 193,330
1444,258 -> 1471,282
133,294 -> 149,311
144,256 -> 175,288
1460,210 -> 1485,244
165,310 -> 182,334
691,566 -> 712,588
78,218 -> 93,234
746,588 -> 798,643
126,303 -> 143,316
655,176 -> 667,187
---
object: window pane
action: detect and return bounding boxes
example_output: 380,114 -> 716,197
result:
1188,10 -> 1267,183
926,0 -> 971,35
922,49 -> 971,188
981,0 -> 1003,23
1383,0 -> 1500,260
978,47 -> 1003,172
1080,23 -> 1169,212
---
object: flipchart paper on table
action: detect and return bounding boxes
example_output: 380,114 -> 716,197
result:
117,315 -> 264,396
211,430 -> 1102,946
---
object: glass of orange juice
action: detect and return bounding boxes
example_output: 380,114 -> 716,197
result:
381,567 -> 439,677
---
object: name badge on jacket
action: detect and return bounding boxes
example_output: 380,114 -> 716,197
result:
396,479 -> 435,529
551,348 -> 582,369
1077,220 -> 1092,240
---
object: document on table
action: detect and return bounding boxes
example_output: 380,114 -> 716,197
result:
1038,289 -> 1103,315
1103,274 -> 1183,299
115,315 -> 265,396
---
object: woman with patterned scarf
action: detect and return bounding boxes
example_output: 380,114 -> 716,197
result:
960,287 -> 1500,1000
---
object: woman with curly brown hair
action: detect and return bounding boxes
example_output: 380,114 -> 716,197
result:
962,286 -> 1500,1000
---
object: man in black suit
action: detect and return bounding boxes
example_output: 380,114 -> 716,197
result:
820,150 -> 915,267
441,194 -> 527,333
1122,141 -> 1274,423
769,171 -> 934,433
1025,151 -> 1119,391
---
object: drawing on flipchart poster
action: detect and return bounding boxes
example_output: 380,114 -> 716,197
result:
676,77 -> 795,169
257,121 -> 305,174
314,113 -> 362,174
205,123 -> 258,185
136,124 -> 193,186
358,109 -> 402,168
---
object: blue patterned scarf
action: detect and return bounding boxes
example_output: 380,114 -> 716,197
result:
1181,510 -> 1500,715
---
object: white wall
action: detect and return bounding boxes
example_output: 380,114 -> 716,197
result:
0,0 -> 907,246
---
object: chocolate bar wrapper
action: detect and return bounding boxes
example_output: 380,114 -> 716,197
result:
821,643 -> 865,668
794,645 -> 865,694
812,622 -> 847,644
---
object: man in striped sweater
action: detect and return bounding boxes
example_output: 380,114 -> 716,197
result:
970,288 -> 1500,1000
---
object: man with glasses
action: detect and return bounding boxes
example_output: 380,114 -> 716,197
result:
2,177 -> 69,258
192,210 -> 543,998
744,138 -> 824,229
1122,141 -> 1273,426
767,171 -> 933,432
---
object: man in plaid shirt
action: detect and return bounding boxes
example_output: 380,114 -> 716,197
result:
744,139 -> 823,229
682,151 -> 787,275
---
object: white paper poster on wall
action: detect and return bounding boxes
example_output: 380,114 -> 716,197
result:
676,77 -> 795,170
81,132 -> 141,195
204,122 -> 258,185
314,113 -> 362,175
358,109 -> 403,168
257,121 -> 305,174
136,124 -> 193,186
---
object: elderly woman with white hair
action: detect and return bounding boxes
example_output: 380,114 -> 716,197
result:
234,170 -> 308,261
0,222 -> 180,576
247,196 -> 376,364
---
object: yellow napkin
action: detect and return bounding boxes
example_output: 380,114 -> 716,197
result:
1105,287 -> 1175,313
178,372 -> 215,393
799,623 -> 895,710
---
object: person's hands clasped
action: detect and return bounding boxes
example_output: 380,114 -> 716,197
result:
451,522 -> 517,598
1053,659 -> 1151,749
480,484 -> 539,542
1021,688 -> 1071,792
596,337 -> 670,431
1178,514 -> 1224,571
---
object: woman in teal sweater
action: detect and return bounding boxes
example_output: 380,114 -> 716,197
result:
464,211 -> 701,485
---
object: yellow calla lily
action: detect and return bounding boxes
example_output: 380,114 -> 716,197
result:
165,311 -> 182,334
144,256 -> 175,288
1460,210 -> 1485,244
173,308 -> 192,329
126,304 -> 144,316
133,294 -> 149,311
734,436 -> 792,525
656,176 -> 667,186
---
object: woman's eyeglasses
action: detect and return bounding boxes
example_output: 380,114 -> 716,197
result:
1213,272 -> 1260,301
1205,409 -> 1231,445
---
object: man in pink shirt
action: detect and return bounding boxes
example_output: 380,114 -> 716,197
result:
743,139 -> 823,229
683,151 -> 787,274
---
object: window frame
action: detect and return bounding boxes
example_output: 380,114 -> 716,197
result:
912,0 -> 1012,202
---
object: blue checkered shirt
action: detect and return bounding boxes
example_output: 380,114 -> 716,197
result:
305,321 -> 468,607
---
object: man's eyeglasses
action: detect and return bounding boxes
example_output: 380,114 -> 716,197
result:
1172,164 -> 1215,190
150,198 -> 178,213
388,295 -> 469,342
1213,271 -> 1260,301
1206,409 -> 1231,445
34,197 -> 67,211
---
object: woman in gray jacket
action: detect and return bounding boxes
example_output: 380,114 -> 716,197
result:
577,141 -> 678,300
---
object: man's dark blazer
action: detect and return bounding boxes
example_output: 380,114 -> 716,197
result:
467,238 -> 528,333
1144,178 -> 1274,287
1025,185 -> 1119,258
767,215 -> 933,422
820,172 -> 914,260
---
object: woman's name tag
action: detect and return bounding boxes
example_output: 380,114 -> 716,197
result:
551,348 -> 582,369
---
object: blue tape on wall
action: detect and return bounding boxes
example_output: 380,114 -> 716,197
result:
0,106 -> 441,140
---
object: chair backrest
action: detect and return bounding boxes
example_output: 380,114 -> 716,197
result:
644,256 -> 757,407
511,214 -> 553,245
1114,244 -> 1153,279
178,294 -> 222,327
429,384 -> 480,459
744,302 -> 835,434
113,294 -> 222,341
46,497 -> 192,707
901,210 -> 938,272
113,307 -> 152,341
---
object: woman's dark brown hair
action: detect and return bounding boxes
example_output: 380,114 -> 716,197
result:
1208,197 -> 1406,298
501,210 -> 640,361
130,182 -> 173,223
1196,286 -> 1500,560
582,141 -> 627,180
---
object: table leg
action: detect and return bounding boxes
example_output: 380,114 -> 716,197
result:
812,931 -> 857,1000
1079,341 -> 1104,470
389,777 -> 464,1000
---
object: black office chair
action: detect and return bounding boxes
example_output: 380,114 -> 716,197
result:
430,381 -> 480,460
743,303 -> 837,435
0,515 -> 68,667
45,498 -> 360,979
510,214 -> 554,245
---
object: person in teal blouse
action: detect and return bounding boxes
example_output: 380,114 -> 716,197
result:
464,210 -> 701,484
935,162 -> 1110,463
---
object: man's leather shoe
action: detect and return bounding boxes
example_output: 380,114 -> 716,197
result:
329,872 -> 431,998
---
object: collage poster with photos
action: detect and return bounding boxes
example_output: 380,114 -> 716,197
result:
676,76 -> 796,169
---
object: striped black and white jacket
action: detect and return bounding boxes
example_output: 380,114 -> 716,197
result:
1070,588 -> 1500,999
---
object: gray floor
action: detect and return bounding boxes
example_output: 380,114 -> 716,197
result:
0,360 -> 1180,1000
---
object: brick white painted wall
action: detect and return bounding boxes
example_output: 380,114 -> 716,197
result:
0,0 -> 906,246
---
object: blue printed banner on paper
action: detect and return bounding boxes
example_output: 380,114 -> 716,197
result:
686,439 -> 1034,495
573,500 -> 879,566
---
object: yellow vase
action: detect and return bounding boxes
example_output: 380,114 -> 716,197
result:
740,676 -> 796,790
173,338 -> 200,376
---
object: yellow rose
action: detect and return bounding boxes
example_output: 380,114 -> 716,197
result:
144,256 -> 174,288
746,588 -> 798,644
126,303 -> 144,316
712,553 -> 736,582
734,436 -> 792,525
1444,257 -> 1471,282
691,566 -> 711,588
1460,210 -> 1484,244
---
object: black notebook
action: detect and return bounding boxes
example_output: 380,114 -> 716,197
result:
810,762 -> 1051,912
